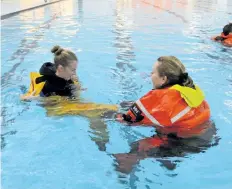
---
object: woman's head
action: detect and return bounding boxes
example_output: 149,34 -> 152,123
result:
51,45 -> 78,80
151,56 -> 194,89
223,23 -> 232,36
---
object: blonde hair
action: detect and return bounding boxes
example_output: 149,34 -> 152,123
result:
51,45 -> 78,68
157,56 -> 195,89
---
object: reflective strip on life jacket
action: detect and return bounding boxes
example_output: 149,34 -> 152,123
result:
136,99 -> 192,126
171,106 -> 191,123
136,99 -> 164,127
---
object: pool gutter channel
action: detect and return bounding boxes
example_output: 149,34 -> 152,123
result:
1,0 -> 67,20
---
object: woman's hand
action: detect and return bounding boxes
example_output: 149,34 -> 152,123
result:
115,113 -> 124,122
71,75 -> 79,82
72,77 -> 87,91
20,90 -> 39,101
120,101 -> 134,109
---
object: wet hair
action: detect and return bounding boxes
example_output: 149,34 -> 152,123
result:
223,23 -> 232,36
51,45 -> 78,69
157,56 -> 195,89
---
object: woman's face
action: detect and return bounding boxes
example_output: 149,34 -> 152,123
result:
58,61 -> 77,80
151,62 -> 167,89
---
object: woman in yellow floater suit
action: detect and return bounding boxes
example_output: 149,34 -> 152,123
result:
20,45 -> 118,152
21,45 -> 80,100
21,45 -> 118,118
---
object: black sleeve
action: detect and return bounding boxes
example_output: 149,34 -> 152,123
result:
122,103 -> 144,123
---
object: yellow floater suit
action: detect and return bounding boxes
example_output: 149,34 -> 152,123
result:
22,72 -> 118,118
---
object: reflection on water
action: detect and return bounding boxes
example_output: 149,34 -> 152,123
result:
112,0 -> 139,100
1,13 -> 60,150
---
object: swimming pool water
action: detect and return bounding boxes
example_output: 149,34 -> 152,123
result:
1,0 -> 232,188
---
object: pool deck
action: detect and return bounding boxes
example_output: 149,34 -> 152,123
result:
1,0 -> 65,19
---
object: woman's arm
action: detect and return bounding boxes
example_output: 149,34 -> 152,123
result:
20,90 -> 40,101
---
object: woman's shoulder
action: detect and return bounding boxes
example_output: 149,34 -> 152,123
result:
148,88 -> 178,96
39,62 -> 56,75
141,88 -> 178,103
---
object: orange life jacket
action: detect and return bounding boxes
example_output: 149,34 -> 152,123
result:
221,33 -> 232,46
124,87 -> 210,138
212,33 -> 232,47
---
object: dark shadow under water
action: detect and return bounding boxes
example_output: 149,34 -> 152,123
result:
112,121 -> 220,174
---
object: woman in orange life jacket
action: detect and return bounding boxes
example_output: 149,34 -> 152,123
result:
113,56 -> 218,174
212,23 -> 232,47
